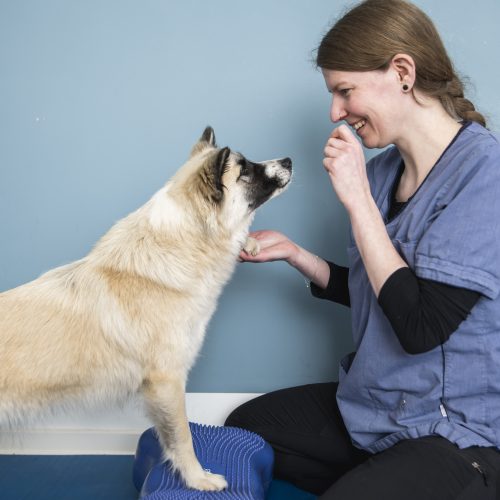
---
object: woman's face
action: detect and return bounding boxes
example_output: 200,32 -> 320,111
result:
322,67 -> 405,149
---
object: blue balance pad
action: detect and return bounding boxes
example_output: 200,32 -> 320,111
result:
133,423 -> 274,499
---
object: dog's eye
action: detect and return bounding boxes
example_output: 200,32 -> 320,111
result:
238,164 -> 251,182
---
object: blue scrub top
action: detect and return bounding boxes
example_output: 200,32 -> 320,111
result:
337,122 -> 500,453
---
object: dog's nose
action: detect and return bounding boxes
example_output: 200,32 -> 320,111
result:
281,157 -> 292,170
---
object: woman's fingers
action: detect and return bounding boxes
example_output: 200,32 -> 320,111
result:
330,123 -> 357,144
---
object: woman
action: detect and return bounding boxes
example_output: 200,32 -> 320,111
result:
225,0 -> 500,498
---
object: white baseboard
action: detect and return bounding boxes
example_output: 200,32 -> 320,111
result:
0,393 -> 261,455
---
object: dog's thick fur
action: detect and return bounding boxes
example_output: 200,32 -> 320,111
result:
0,127 -> 291,491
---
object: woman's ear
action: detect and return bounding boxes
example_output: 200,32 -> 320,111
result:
390,53 -> 416,89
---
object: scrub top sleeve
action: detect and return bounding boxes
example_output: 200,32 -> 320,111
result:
414,144 -> 500,300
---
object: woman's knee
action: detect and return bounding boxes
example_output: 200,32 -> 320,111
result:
224,396 -> 262,429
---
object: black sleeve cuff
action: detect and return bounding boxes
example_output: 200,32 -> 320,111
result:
310,261 -> 350,307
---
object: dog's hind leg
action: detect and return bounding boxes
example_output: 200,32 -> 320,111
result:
142,373 -> 228,491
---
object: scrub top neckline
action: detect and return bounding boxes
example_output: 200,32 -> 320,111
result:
384,120 -> 472,225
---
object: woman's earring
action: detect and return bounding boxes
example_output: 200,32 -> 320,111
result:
402,84 -> 410,92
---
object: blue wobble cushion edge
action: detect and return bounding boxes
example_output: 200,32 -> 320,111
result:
133,422 -> 274,499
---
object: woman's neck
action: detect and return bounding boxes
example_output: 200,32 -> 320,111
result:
393,103 -> 462,202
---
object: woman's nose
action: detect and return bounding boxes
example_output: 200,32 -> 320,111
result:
330,97 -> 347,123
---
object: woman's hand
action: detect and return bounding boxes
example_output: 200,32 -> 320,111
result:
239,230 -> 299,264
241,230 -> 331,288
323,124 -> 371,212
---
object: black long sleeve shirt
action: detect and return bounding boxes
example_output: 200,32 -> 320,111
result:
310,262 -> 480,354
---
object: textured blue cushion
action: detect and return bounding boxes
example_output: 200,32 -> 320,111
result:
133,423 -> 274,499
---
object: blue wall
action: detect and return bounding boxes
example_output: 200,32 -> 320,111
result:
1,1 -> 499,392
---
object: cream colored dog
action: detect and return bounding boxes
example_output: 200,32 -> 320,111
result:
0,127 -> 292,491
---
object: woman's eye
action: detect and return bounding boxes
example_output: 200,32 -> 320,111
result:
340,88 -> 352,97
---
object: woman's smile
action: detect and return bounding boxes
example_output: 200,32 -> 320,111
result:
352,119 -> 367,131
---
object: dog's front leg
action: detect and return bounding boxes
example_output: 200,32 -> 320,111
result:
142,373 -> 227,491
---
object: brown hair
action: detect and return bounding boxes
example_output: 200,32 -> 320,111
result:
316,0 -> 486,127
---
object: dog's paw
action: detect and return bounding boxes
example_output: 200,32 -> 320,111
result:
187,470 -> 228,491
243,236 -> 260,257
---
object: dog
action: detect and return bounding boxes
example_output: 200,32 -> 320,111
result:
0,126 -> 292,491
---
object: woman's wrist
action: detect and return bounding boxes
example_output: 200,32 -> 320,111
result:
285,243 -> 302,268
344,190 -> 375,220
289,246 -> 330,289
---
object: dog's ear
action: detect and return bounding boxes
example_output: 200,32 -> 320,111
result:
201,126 -> 216,146
205,146 -> 230,204
190,126 -> 217,158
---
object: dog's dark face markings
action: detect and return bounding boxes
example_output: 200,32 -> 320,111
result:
192,127 -> 292,212
232,154 -> 292,210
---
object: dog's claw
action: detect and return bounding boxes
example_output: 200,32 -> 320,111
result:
243,237 -> 260,257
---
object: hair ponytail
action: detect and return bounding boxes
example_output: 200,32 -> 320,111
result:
439,77 -> 486,127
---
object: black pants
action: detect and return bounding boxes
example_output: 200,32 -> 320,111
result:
224,382 -> 500,499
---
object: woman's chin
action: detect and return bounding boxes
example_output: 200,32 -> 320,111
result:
359,135 -> 377,149
359,132 -> 387,150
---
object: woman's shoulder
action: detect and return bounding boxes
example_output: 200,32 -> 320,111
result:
464,121 -> 499,142
457,121 -> 500,158
437,122 -> 500,201
452,122 -> 500,180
